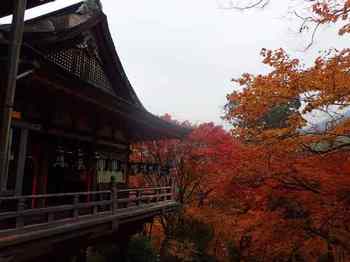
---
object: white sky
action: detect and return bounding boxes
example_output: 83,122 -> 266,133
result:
1,0 -> 349,126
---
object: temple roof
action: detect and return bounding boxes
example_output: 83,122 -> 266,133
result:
0,2 -> 190,140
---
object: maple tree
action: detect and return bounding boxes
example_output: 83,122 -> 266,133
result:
130,115 -> 236,261
200,2 -> 350,260
219,15 -> 350,261
129,2 -> 350,261
130,115 -> 235,206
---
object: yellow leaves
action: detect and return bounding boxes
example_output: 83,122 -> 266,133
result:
226,46 -> 350,147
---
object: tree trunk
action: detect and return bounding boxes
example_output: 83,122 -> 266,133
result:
159,236 -> 170,262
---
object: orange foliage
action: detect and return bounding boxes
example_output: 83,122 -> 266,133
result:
221,38 -> 350,260
131,117 -> 236,206
311,0 -> 350,35
133,3 -> 350,259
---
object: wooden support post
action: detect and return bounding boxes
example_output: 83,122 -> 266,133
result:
15,128 -> 28,196
93,201 -> 98,215
112,184 -> 118,213
0,0 -> 27,192
73,195 -> 79,219
38,139 -> 49,207
16,198 -> 25,228
125,148 -> 131,185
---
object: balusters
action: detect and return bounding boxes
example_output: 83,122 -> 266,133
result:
16,198 -> 25,228
93,202 -> 98,215
73,195 -> 79,219
165,188 -> 171,200
1,187 -> 176,232
112,186 -> 118,214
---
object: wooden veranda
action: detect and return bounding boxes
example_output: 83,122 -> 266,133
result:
0,185 -> 177,261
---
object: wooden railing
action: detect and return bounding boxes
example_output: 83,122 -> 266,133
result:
0,186 -> 173,232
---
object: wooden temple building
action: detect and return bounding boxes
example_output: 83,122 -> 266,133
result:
0,1 -> 189,261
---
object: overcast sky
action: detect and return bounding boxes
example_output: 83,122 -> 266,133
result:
1,0 -> 348,126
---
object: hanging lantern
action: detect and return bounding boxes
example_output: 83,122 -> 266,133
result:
156,164 -> 161,173
94,151 -> 100,160
166,166 -> 170,176
137,163 -> 141,174
145,164 -> 152,174
151,164 -> 158,174
140,163 -> 146,173
145,164 -> 151,173
160,166 -> 169,177
65,149 -> 74,169
133,163 -> 139,174
76,148 -> 86,171
53,146 -> 65,168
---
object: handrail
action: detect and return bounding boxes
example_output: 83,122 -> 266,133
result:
0,190 -> 111,200
118,186 -> 171,193
0,185 -> 174,232
0,187 -> 172,200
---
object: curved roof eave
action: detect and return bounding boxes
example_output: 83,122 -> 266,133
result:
3,1 -> 191,139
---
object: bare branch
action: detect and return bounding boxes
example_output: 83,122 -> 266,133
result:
217,0 -> 270,10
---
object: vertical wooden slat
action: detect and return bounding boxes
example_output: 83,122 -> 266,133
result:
112,186 -> 118,214
3,129 -> 13,191
73,195 -> 79,219
15,128 -> 28,196
38,139 -> 49,208
93,203 -> 98,215
16,197 -> 25,228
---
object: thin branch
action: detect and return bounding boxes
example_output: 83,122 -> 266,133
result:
217,0 -> 270,10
